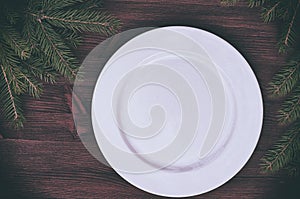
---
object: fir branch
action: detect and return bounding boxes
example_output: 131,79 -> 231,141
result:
268,61 -> 300,97
0,66 -> 18,119
1,25 -> 30,60
38,9 -> 120,36
0,40 -> 21,66
20,74 -> 42,98
34,19 -> 78,80
22,58 -> 57,84
0,0 -> 119,129
0,42 -> 26,95
58,29 -> 82,48
14,66 -> 43,98
278,85 -> 300,125
262,1 -> 281,22
276,0 -> 300,53
220,0 -> 300,177
22,15 -> 38,53
0,65 -> 24,128
7,65 -> 25,95
261,122 -> 300,173
284,0 -> 299,46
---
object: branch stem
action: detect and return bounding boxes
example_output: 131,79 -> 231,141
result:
0,65 -> 18,120
265,132 -> 299,171
28,12 -> 109,26
273,65 -> 298,95
284,0 -> 300,45
280,97 -> 300,123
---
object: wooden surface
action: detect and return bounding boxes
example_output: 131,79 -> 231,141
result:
1,0 -> 300,198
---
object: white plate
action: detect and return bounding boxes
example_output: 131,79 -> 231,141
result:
91,26 -> 263,197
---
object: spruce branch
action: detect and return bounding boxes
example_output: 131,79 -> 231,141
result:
0,25 -> 30,60
40,9 -> 119,36
22,58 -> 57,84
0,65 -> 24,128
278,85 -> 300,125
220,0 -> 300,176
261,1 -> 281,22
58,29 -> 82,48
284,0 -> 299,46
21,74 -> 42,98
0,66 -> 18,117
277,0 -> 300,53
6,65 -> 26,95
268,61 -> 300,97
0,0 -> 120,128
34,19 -> 78,80
261,122 -> 300,173
0,42 -> 26,95
14,66 -> 43,98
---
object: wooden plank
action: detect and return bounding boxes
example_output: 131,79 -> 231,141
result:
0,139 -> 275,178
0,139 -> 295,198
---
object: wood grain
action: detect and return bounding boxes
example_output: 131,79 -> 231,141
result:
0,0 -> 298,198
0,139 -> 298,199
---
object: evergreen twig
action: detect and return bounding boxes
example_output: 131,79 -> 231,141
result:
261,122 -> 300,173
284,2 -> 298,46
221,0 -> 300,176
278,85 -> 300,125
35,19 -> 78,80
0,0 -> 120,128
268,61 -> 300,97
0,65 -> 25,128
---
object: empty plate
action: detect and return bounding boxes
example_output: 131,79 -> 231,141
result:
88,26 -> 263,197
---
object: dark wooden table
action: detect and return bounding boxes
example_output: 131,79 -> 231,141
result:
1,0 -> 300,198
